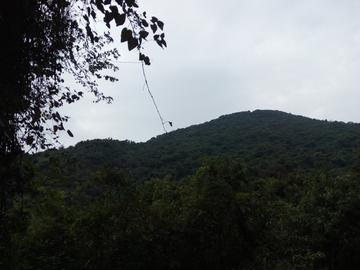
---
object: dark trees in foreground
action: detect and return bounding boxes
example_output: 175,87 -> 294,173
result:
4,157 -> 360,270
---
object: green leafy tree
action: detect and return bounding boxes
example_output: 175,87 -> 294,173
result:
291,173 -> 360,269
0,0 -> 165,266
256,171 -> 360,270
176,157 -> 258,269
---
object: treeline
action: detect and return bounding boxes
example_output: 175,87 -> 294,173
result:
4,157 -> 360,269
47,110 -> 360,184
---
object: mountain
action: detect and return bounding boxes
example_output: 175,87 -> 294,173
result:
47,110 -> 360,182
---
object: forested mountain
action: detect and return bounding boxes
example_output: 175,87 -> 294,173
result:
6,110 -> 360,270
54,109 -> 360,183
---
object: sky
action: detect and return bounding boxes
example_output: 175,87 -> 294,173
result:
58,0 -> 360,147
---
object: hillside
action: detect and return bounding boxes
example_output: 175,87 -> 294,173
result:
18,110 -> 360,270
50,110 -> 360,182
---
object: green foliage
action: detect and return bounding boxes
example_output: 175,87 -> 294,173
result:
4,106 -> 360,269
282,173 -> 360,269
244,171 -> 360,270
50,110 -> 360,184
0,0 -> 166,267
180,158 -> 257,269
12,110 -> 360,269
4,155 -> 360,269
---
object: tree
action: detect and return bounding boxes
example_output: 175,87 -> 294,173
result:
0,0 -> 166,153
177,157 -> 257,269
0,0 -> 166,264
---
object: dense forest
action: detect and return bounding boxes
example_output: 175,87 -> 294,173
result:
48,109 -> 360,182
3,110 -> 360,269
3,0 -> 360,269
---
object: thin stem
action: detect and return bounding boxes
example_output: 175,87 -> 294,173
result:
141,61 -> 168,133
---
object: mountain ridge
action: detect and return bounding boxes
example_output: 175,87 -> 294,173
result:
53,109 -> 360,182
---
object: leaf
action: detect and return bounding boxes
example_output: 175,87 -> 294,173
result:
55,111 -> 61,121
104,0 -> 111,4
109,5 -> 118,14
67,129 -> 74,137
150,24 -> 157,33
121,28 -> 132,42
169,121 -> 173,127
115,13 -> 126,26
141,19 -> 149,27
91,10 -> 97,20
154,33 -> 167,48
144,57 -> 150,65
139,30 -> 149,39
157,20 -> 164,30
128,37 -> 138,51
86,24 -> 95,43
139,53 -> 150,65
26,136 -> 34,145
125,0 -> 135,7
151,16 -> 158,23
32,106 -> 41,124
104,11 -> 114,23
95,0 -> 105,13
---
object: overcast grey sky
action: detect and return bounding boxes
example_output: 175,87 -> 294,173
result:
58,0 -> 360,147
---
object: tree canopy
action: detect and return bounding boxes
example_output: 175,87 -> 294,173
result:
4,157 -> 360,269
0,0 -> 166,254
42,110 -> 360,185
0,0 -> 166,153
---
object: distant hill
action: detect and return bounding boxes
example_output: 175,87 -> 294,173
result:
46,110 -> 360,182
